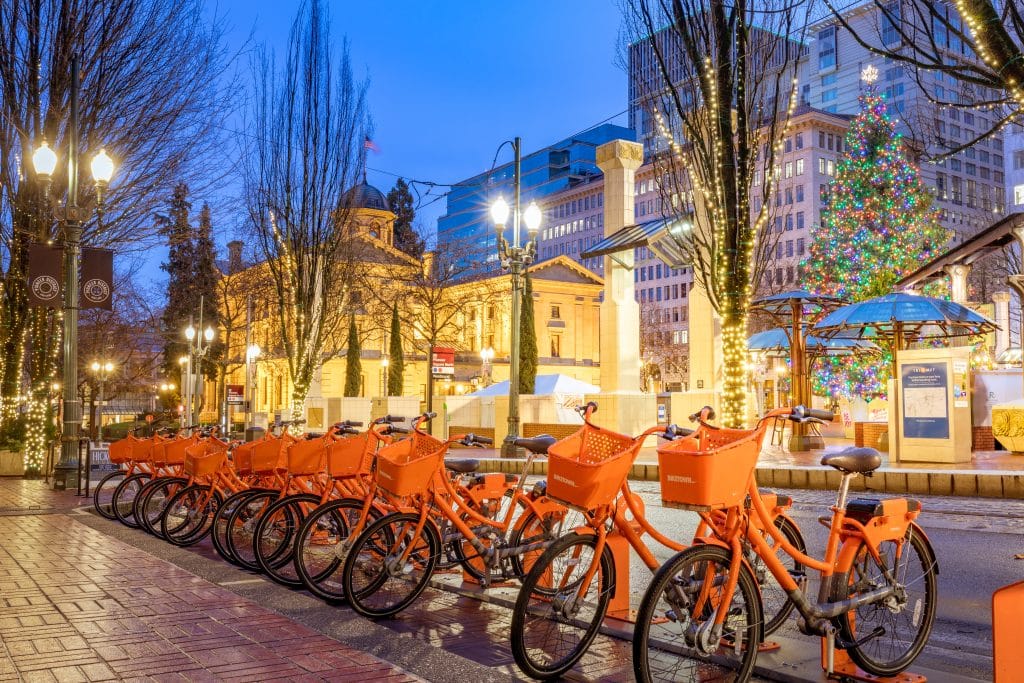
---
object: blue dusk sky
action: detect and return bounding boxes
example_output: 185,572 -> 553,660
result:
138,0 -> 630,289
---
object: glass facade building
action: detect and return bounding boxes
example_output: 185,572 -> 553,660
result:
437,124 -> 636,266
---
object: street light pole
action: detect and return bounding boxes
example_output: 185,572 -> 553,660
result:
491,138 -> 543,458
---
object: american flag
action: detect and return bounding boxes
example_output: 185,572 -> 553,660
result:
364,135 -> 380,153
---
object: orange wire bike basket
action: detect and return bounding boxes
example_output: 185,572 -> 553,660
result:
327,432 -> 376,479
251,436 -> 289,474
184,440 -> 229,478
287,437 -> 329,476
657,425 -> 767,510
375,431 -> 445,498
231,440 -> 257,475
109,436 -> 136,464
546,422 -> 640,511
157,434 -> 198,466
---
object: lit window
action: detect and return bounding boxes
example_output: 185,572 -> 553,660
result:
796,159 -> 805,175
1014,185 -> 1024,206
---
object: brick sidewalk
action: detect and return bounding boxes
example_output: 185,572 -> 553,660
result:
0,507 -> 422,682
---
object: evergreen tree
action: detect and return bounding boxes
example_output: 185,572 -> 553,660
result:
193,204 -> 222,380
157,183 -> 195,380
387,302 -> 404,396
518,273 -> 538,395
344,317 -> 362,397
801,73 -> 949,400
386,178 -> 424,258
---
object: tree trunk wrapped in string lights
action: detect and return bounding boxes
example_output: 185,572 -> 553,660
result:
802,69 -> 949,401
625,0 -> 805,426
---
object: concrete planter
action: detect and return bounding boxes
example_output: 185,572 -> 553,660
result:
0,450 -> 25,476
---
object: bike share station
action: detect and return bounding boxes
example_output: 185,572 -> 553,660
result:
431,139 -> 951,683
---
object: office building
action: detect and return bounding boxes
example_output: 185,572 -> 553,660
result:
437,124 -> 634,266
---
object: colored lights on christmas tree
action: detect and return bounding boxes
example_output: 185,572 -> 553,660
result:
802,72 -> 950,400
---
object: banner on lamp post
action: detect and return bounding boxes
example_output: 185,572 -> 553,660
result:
27,243 -> 63,308
81,248 -> 113,310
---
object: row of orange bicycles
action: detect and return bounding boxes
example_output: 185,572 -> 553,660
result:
96,403 -> 938,682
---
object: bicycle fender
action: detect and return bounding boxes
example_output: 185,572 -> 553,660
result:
908,521 -> 938,575
689,536 -> 761,578
512,495 -> 566,533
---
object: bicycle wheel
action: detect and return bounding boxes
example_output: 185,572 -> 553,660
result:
633,544 -> 762,683
831,524 -> 937,676
161,485 -> 224,546
295,498 -> 380,603
137,477 -> 189,538
510,531 -> 615,680
508,506 -> 579,585
93,470 -> 126,519
225,490 -> 278,571
342,512 -> 439,619
111,473 -> 151,527
212,489 -> 263,565
755,516 -> 806,636
254,493 -> 320,587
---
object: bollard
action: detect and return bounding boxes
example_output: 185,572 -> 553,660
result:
994,580 -> 1024,682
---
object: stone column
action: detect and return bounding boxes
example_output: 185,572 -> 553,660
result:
993,291 -> 1011,357
586,139 -> 656,437
945,264 -> 972,304
596,139 -> 643,392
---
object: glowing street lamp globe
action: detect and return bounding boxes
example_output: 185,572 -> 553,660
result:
91,149 -> 115,184
32,141 -> 58,177
490,196 -> 510,226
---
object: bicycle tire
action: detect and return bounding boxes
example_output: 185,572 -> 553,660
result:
510,532 -> 615,680
136,477 -> 189,538
342,512 -> 440,619
111,473 -> 151,527
93,470 -> 126,519
212,489 -> 264,565
633,544 -> 762,683
831,524 -> 937,676
254,493 -> 321,587
225,489 -> 278,571
294,498 -> 382,603
161,485 -> 224,546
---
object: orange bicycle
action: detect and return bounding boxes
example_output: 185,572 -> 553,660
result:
339,417 -> 569,619
632,406 -> 938,682
95,426 -> 167,519
507,403 -> 804,680
159,433 -> 244,546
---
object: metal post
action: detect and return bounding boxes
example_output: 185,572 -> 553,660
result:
53,55 -> 82,491
502,138 -> 523,458
97,377 -> 104,441
245,295 -> 252,431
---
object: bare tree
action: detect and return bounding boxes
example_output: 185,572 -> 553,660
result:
822,0 -> 1020,149
639,301 -> 689,390
623,0 -> 807,426
361,240 -> 499,411
0,0 -> 232,463
243,0 -> 368,423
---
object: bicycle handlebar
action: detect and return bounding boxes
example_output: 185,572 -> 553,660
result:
792,406 -> 834,422
388,426 -> 411,435
687,406 -> 715,423
459,433 -> 493,447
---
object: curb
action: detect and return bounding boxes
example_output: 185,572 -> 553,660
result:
471,458 -> 1024,499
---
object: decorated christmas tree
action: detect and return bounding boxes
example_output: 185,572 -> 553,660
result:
801,65 -> 949,400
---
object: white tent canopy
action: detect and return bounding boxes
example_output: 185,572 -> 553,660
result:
468,374 -> 600,397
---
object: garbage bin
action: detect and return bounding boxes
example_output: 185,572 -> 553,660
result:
245,426 -> 265,442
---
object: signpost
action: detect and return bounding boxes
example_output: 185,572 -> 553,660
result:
431,347 -> 455,380
226,384 -> 245,405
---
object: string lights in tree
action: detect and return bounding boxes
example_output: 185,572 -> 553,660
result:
802,65 -> 949,400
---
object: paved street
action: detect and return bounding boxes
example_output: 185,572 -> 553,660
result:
0,476 -> 1015,681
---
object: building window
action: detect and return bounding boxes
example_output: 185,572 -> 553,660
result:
786,240 -> 794,257
1014,151 -> 1024,170
550,305 -> 560,319
786,214 -> 794,231
797,238 -> 805,255
1015,185 -> 1024,206
822,88 -> 838,104
818,27 -> 837,70
797,211 -> 805,230
786,266 -> 794,283
785,188 -> 793,204
785,137 -> 792,153
796,158 -> 805,175
550,335 -> 561,358
785,162 -> 793,178
796,133 -> 804,149
796,185 -> 805,202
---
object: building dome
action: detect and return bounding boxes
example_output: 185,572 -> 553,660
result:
346,182 -> 390,211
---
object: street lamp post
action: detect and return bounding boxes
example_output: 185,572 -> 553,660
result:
34,54 -> 116,490
89,361 -> 114,441
184,317 -> 216,427
245,344 -> 260,432
490,137 -> 543,458
480,347 -> 494,386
